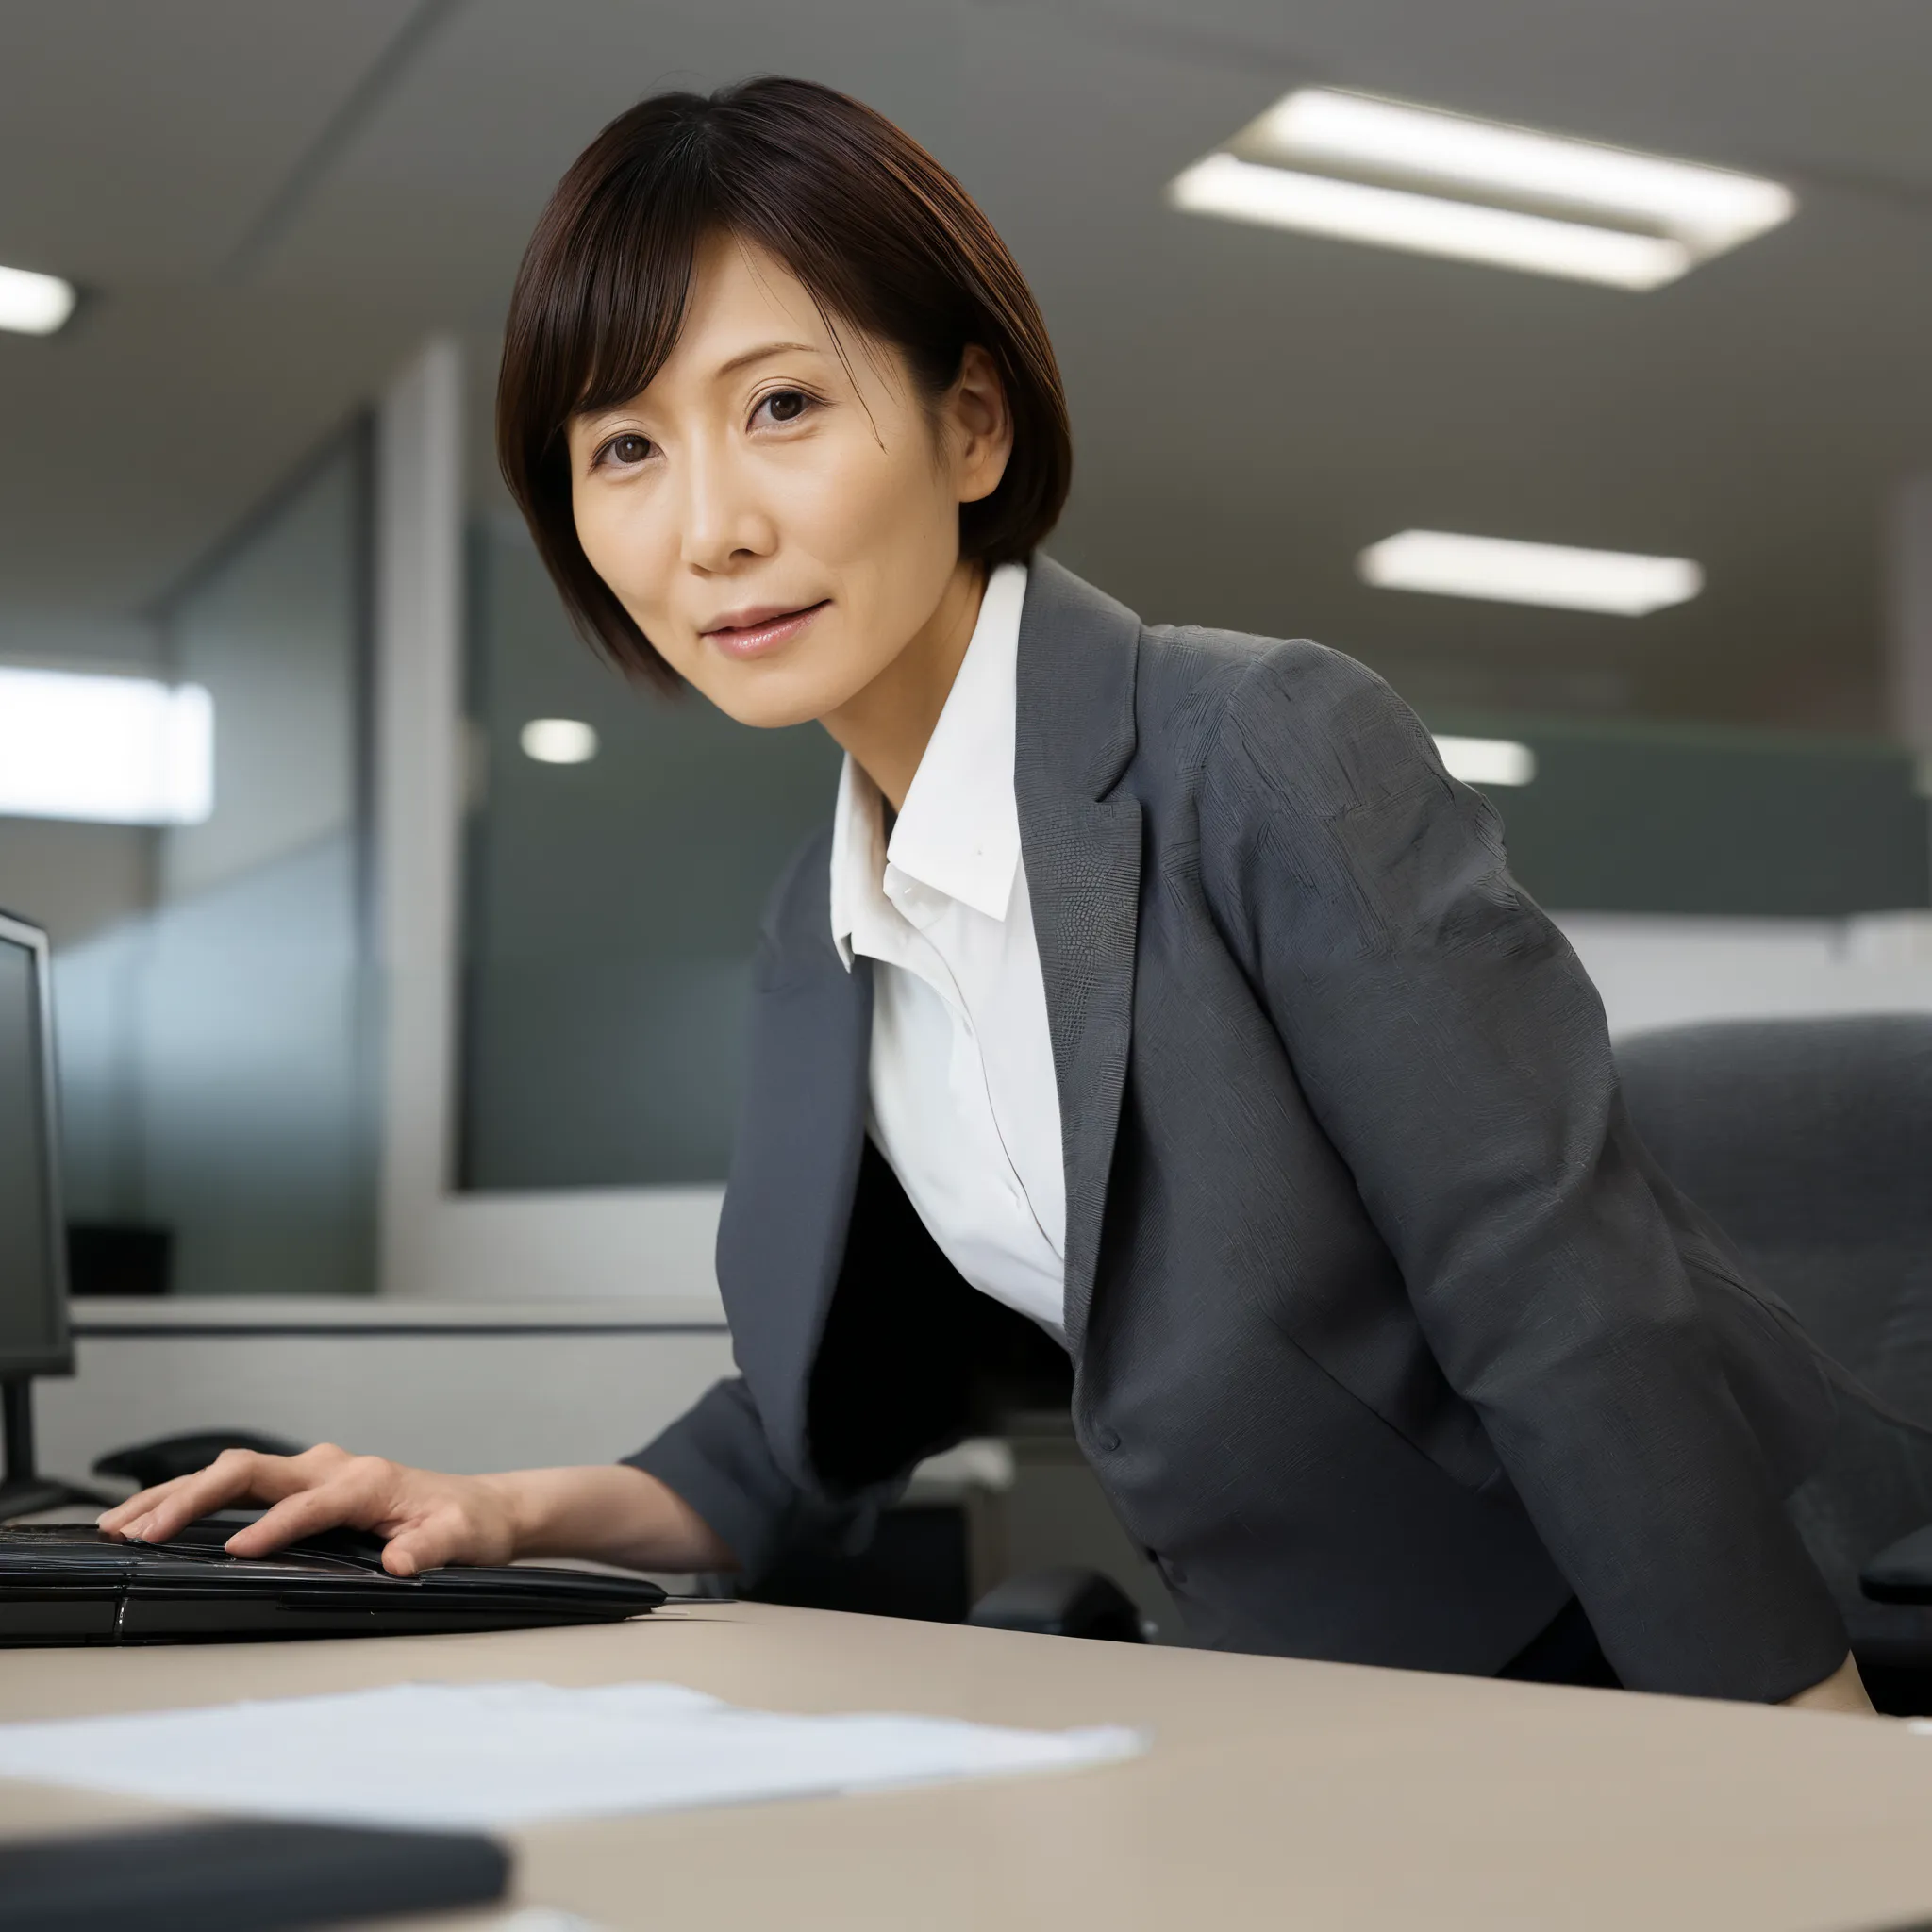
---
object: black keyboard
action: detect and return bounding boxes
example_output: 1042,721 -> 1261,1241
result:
0,1518 -> 665,1645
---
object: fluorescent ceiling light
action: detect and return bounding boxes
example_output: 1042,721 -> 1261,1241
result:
1255,91 -> 1794,252
1358,531 -> 1703,616
1171,156 -> 1689,291
1171,88 -> 1794,289
0,265 -> 77,337
520,717 -> 598,765
1434,735 -> 1537,788
0,668 -> 213,824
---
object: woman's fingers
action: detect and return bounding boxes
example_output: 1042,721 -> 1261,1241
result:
105,1452 -> 272,1544
221,1489 -> 360,1557
99,1444 -> 354,1547
381,1521 -> 462,1578
97,1471 -> 199,1534
219,1455 -> 399,1557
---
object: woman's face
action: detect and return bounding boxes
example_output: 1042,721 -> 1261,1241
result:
568,234 -> 1012,729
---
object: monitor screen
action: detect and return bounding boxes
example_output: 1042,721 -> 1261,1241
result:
0,914 -> 71,1379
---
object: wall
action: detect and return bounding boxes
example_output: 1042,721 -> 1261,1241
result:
0,822 -> 155,953
37,1301 -> 732,1486
1559,911 -> 1932,1038
0,615 -> 167,950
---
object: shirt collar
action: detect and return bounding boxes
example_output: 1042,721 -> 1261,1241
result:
828,751 -> 882,970
829,560 -> 1028,968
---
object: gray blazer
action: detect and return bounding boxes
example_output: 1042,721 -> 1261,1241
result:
631,557 -> 1848,1701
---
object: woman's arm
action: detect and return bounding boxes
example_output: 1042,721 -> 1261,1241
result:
97,1444 -> 736,1579
1784,1655 -> 1875,1714
1198,641 -> 1852,1704
490,1463 -> 737,1572
96,1371 -> 858,1582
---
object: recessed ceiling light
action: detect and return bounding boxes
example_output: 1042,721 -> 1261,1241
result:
0,265 -> 77,337
1171,88 -> 1793,290
519,718 -> 598,765
1358,531 -> 1703,616
0,668 -> 212,823
1433,735 -> 1537,788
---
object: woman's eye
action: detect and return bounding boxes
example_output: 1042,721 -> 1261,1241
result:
600,433 -> 653,468
758,390 -> 811,425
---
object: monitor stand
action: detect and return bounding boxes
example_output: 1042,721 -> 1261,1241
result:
0,1380 -> 110,1522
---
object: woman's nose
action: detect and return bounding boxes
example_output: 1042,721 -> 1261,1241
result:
678,447 -> 774,573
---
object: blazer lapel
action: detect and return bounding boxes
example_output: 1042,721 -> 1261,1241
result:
716,901 -> 873,1484
1014,558 -> 1143,1355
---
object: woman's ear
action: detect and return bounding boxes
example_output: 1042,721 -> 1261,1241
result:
948,343 -> 1014,507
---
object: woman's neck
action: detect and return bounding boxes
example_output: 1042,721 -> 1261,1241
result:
821,559 -> 985,812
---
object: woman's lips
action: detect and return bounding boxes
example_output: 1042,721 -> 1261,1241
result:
702,601 -> 828,660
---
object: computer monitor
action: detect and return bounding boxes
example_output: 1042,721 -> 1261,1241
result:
0,909 -> 72,1378
0,908 -> 96,1519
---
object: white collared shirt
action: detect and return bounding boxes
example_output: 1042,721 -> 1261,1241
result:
829,561 -> 1068,1341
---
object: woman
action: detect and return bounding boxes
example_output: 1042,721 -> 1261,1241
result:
103,78 -> 1868,1711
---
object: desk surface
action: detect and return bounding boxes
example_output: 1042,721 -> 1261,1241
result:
4,1603 -> 1931,1932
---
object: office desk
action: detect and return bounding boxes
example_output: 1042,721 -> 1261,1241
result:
5,1603 -> 1932,1931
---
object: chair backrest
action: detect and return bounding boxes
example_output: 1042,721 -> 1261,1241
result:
1616,1014 -> 1932,1675
1616,1014 -> 1932,1404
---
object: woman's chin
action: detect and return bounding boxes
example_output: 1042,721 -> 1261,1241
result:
691,651 -> 882,733
698,670 -> 858,733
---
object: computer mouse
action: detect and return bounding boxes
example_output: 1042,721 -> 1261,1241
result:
93,1429 -> 308,1491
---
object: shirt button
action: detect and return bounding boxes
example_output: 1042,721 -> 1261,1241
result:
1095,1425 -> 1122,1454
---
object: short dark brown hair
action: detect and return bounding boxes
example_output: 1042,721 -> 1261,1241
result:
496,76 -> 1073,689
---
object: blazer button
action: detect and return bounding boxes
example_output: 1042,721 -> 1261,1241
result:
1095,1425 -> 1123,1454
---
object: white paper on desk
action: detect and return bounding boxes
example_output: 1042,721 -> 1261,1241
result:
0,1680 -> 1146,1829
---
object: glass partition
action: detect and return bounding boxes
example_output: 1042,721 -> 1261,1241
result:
1424,709 -> 1931,916
458,517 -> 841,1190
40,427 -> 378,1295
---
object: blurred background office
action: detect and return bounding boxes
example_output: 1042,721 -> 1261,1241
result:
3,2 -> 1932,1624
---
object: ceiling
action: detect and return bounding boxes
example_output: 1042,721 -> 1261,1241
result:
4,0 -> 1932,730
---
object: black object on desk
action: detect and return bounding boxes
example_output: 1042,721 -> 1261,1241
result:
0,1514 -> 664,1645
65,1222 -> 173,1298
0,1819 -> 510,1931
92,1429 -> 308,1491
968,1564 -> 1149,1642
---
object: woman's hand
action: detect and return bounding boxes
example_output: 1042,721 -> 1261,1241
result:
96,1446 -> 739,1578
96,1445 -> 521,1577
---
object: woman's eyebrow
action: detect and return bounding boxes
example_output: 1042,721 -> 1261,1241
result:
572,340 -> 828,429
712,339 -> 824,379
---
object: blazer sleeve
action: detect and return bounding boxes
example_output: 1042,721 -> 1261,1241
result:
622,1377 -> 886,1583
1197,641 -> 1847,1702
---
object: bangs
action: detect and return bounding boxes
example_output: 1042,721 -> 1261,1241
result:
552,142 -> 712,425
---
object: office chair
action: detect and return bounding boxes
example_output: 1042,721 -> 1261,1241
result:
1617,1013 -> 1932,1714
